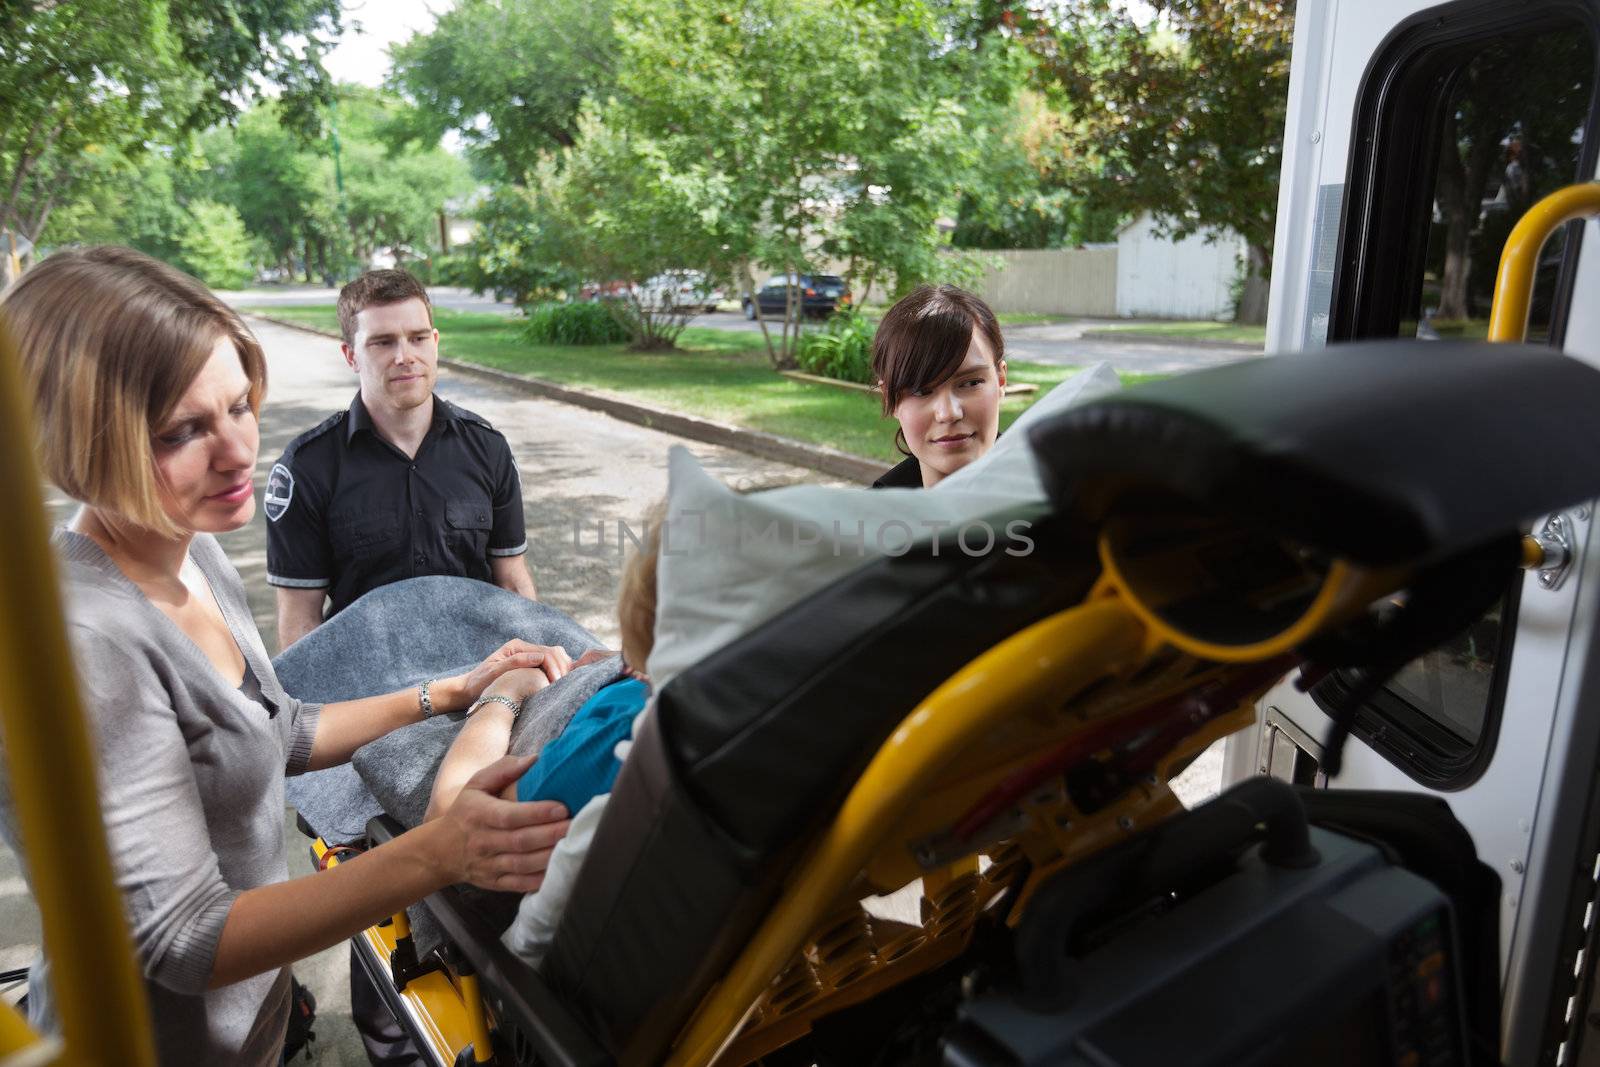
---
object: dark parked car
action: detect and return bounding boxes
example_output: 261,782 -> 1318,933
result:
742,274 -> 852,319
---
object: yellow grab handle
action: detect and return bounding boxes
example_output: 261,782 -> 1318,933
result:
1488,182 -> 1600,343
0,319 -> 156,1065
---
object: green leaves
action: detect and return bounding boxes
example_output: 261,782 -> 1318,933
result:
1006,0 -> 1293,321
1,0 -> 339,249
796,311 -> 878,385
177,200 -> 256,289
385,0 -> 616,178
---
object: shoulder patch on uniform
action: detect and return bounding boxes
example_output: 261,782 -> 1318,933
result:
264,464 -> 295,522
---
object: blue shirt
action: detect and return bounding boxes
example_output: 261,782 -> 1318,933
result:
516,677 -> 649,814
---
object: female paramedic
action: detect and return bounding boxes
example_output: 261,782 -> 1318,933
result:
871,284 -> 1009,489
0,246 -> 573,1066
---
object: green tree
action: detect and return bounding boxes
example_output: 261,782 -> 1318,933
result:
527,111 -> 738,350
178,200 -> 256,289
385,0 -> 615,179
606,0 -> 1017,365
190,90 -> 470,285
950,92 -> 1119,249
220,105 -> 341,281
1011,0 -> 1293,322
335,90 -> 475,269
448,187 -> 581,307
1426,32 -> 1593,321
0,0 -> 339,256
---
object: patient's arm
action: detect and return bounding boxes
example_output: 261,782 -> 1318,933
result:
427,668 -> 549,821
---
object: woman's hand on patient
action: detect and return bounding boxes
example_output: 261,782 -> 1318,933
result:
426,754 -> 571,892
450,639 -> 574,708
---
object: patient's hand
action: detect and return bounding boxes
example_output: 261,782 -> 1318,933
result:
573,648 -> 647,682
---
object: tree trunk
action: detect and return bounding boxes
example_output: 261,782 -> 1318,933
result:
776,268 -> 799,370
1236,244 -> 1270,325
23,205 -> 53,246
1431,112 -> 1501,323
1436,211 -> 1473,321
742,261 -> 780,367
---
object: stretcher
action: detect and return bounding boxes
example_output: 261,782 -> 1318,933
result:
304,321 -> 1600,1066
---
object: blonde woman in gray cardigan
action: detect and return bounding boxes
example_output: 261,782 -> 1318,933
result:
0,246 -> 572,1066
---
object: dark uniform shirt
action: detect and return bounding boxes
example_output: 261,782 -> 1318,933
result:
265,393 -> 527,618
872,456 -> 924,489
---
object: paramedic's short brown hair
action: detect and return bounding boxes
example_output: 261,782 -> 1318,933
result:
2,246 -> 267,537
337,268 -> 433,345
872,284 -> 1005,415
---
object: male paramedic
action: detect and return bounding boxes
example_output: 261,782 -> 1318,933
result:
267,269 -> 545,1065
266,268 -> 539,650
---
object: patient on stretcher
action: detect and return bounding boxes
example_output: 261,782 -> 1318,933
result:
424,504 -> 662,965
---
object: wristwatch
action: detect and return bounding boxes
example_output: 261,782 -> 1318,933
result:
466,693 -> 523,719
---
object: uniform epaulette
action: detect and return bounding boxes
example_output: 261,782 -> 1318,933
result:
279,410 -> 347,459
447,402 -> 498,433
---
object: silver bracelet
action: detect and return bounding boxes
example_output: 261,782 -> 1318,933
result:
418,678 -> 437,719
467,694 -> 522,719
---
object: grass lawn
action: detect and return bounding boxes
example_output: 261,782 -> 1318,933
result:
1084,320 -> 1267,346
246,306 -> 1139,464
1414,318 -> 1490,341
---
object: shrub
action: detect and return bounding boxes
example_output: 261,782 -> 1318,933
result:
177,201 -> 256,291
521,301 -> 631,345
795,310 -> 876,384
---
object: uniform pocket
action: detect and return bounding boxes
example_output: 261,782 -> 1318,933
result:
445,498 -> 493,562
331,513 -> 399,551
445,500 -> 492,531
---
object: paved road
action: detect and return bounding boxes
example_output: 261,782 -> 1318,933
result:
222,287 -> 1262,376
227,284 -> 522,316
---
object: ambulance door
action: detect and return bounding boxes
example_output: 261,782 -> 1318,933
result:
1222,1 -> 1600,1061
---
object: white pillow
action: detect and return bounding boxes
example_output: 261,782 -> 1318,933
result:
648,362 -> 1121,685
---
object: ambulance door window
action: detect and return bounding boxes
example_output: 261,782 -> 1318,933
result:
1326,8 -> 1599,787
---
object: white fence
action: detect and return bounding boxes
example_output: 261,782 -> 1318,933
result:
954,214 -> 1246,320
969,248 -> 1119,317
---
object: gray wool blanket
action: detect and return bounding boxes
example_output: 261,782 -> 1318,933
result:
274,576 -> 609,846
